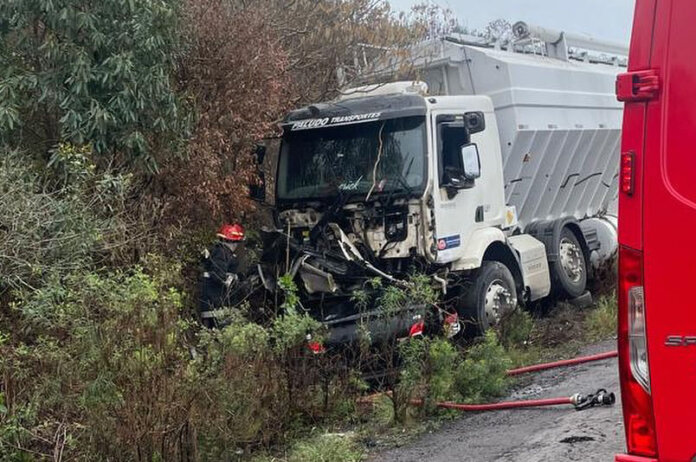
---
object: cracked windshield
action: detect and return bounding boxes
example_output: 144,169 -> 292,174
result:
278,116 -> 426,200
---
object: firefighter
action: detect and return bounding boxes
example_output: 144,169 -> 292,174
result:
199,223 -> 245,328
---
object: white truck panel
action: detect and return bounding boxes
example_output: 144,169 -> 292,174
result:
508,234 -> 551,301
408,39 -> 622,229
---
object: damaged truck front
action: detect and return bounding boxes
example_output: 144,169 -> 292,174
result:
259,92 -> 447,347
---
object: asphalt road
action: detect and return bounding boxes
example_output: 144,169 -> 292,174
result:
372,340 -> 625,462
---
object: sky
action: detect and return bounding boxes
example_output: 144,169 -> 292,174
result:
389,0 -> 636,44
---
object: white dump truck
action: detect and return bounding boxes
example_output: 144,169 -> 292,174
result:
252,24 -> 625,344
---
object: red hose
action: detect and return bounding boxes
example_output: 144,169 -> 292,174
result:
506,350 -> 618,377
359,351 -> 619,413
411,396 -> 573,411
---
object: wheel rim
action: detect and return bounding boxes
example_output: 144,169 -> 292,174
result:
484,279 -> 517,326
559,237 -> 584,283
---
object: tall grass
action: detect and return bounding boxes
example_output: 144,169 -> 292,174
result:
585,294 -> 618,342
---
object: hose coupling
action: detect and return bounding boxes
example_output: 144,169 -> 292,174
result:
572,388 -> 616,411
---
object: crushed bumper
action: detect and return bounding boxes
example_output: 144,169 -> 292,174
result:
323,303 -> 427,347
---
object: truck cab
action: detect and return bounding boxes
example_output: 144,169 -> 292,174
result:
269,82 -> 550,344
616,0 -> 696,460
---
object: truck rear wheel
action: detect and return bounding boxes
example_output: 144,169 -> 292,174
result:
552,227 -> 588,299
459,261 -> 518,335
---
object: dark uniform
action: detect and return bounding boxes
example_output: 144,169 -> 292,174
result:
199,242 -> 240,327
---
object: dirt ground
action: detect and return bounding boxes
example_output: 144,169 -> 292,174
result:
370,339 -> 624,462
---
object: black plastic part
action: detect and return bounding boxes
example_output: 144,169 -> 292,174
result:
464,111 -> 486,134
324,303 -> 427,347
568,291 -> 593,308
580,222 -> 601,253
436,114 -> 457,123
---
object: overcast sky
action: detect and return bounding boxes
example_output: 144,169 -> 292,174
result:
389,0 -> 636,44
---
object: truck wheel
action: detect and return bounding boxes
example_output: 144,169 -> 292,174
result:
552,227 -> 587,299
460,261 -> 518,335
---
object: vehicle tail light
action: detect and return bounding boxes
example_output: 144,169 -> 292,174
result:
621,151 -> 636,195
628,286 -> 650,392
307,340 -> 326,355
618,246 -> 658,457
409,320 -> 424,338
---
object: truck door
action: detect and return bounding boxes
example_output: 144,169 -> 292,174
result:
431,114 -> 479,264
431,112 -> 506,266
618,0 -> 696,459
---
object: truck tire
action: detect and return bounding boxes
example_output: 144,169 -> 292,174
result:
552,227 -> 588,299
459,261 -> 518,335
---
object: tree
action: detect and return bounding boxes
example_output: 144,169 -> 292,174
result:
154,0 -> 291,227
157,0 -> 422,228
485,19 -> 514,44
0,0 -> 190,171
408,1 -> 458,40
264,0 -> 420,103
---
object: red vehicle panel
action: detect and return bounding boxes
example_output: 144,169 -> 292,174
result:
618,1 -> 696,460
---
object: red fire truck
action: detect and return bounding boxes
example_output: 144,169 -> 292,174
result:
616,1 -> 696,460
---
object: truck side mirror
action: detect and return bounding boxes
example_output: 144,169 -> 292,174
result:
461,143 -> 481,180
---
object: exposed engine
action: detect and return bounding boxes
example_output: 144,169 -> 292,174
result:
253,196 -> 444,345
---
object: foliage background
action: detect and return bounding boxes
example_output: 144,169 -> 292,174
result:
0,1 -> 462,460
0,2 -> 616,459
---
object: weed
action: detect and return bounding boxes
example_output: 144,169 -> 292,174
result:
370,394 -> 396,427
287,433 -> 363,462
406,274 -> 439,306
393,332 -> 511,421
585,294 -> 618,342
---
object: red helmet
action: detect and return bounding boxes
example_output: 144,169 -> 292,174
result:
217,223 -> 245,242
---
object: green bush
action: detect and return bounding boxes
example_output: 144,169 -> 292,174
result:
426,338 -> 459,404
393,337 -> 428,422
454,331 -> 511,403
1,256 -> 354,460
392,332 -> 511,421
193,297 -> 331,458
498,309 -> 535,348
1,263 -> 198,460
0,149 -> 106,291
0,153 -> 349,459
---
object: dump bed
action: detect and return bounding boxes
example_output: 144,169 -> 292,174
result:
380,33 -> 626,228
